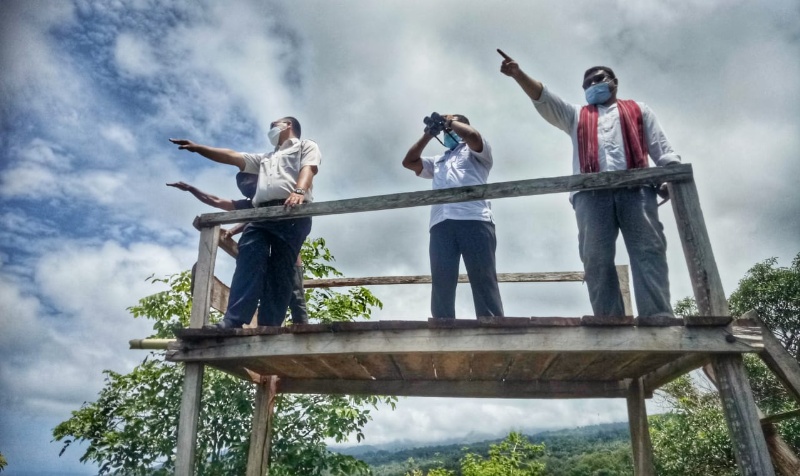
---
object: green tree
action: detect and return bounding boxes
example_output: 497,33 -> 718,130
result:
651,253 -> 800,474
0,451 -> 7,472
53,238 -> 395,474
405,433 -> 546,476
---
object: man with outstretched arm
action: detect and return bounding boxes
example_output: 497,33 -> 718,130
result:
166,177 -> 309,325
498,49 -> 680,321
170,116 -> 320,329
402,113 -> 504,319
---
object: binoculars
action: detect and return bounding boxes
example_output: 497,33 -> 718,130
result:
423,112 -> 447,136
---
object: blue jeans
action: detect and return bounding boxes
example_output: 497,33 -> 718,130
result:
225,217 -> 311,326
429,219 -> 504,318
573,187 -> 673,318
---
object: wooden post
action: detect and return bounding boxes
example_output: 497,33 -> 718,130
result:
176,225 -> 220,475
713,355 -> 776,476
667,179 -> 729,316
669,179 -> 775,474
616,265 -> 633,316
247,376 -> 279,476
627,378 -> 655,476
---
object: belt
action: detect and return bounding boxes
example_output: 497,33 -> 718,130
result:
256,199 -> 287,207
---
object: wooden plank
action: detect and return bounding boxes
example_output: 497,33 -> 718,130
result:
529,317 -> 582,326
393,353 -> 436,380
246,376 -> 278,476
581,315 -> 635,326
642,353 -> 710,393
684,315 -> 733,326
190,226 -> 220,328
432,353 -> 472,380
469,353 -> 515,380
573,353 -> 645,381
276,378 -> 632,399
746,310 -> 800,405
634,316 -> 685,327
627,378 -> 656,476
210,275 -> 230,314
616,265 -> 634,317
175,363 -> 204,476
303,272 -> 586,288
668,179 -> 730,317
196,165 -> 694,227
539,353 -> 599,380
712,354 -> 776,476
760,408 -> 800,425
169,326 -> 763,362
355,353 -> 403,380
504,353 -> 558,380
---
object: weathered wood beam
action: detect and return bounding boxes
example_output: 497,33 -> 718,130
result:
196,165 -> 694,227
247,376 -> 278,476
627,378 -> 656,475
642,353 -> 709,393
189,226 -> 220,328
302,271 -> 586,288
744,309 -> 800,405
713,354 -> 776,475
168,325 -> 762,363
175,363 -> 204,476
129,338 -> 175,350
760,408 -> 800,425
276,377 -> 631,399
668,179 -> 729,316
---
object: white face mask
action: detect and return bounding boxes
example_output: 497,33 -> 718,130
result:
267,125 -> 284,146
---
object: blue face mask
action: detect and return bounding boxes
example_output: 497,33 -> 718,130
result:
443,131 -> 461,150
585,81 -> 612,105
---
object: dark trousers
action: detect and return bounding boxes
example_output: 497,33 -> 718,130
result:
573,187 -> 673,318
429,219 -> 504,318
225,217 -> 311,326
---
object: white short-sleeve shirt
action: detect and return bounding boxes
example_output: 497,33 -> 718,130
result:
241,138 -> 321,204
418,139 -> 494,229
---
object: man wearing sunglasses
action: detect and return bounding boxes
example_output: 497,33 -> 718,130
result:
498,50 -> 680,322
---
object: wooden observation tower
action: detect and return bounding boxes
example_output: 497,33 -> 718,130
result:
153,164 -> 800,475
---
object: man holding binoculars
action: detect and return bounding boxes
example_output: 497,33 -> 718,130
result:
402,113 -> 504,319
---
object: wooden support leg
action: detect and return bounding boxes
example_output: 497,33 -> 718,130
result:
175,225 -> 219,474
712,354 -> 775,476
247,376 -> 279,476
175,363 -> 205,476
627,378 -> 655,476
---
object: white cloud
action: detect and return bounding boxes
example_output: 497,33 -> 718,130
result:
114,32 -> 159,76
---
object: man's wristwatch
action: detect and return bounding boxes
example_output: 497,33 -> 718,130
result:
293,188 -> 306,195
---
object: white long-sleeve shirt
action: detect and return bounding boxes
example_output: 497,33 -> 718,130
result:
533,86 -> 681,177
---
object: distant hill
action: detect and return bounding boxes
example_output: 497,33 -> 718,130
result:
338,422 -> 634,476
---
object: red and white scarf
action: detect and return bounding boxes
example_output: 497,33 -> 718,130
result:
577,99 -> 648,173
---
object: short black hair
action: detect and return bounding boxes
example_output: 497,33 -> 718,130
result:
283,116 -> 301,138
453,114 -> 470,125
584,66 -> 616,80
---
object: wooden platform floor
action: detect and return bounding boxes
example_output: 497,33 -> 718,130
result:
168,316 -> 763,399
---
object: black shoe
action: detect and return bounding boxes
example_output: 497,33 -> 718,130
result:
203,318 -> 243,330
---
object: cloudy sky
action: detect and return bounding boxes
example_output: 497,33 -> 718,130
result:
1,0 -> 798,473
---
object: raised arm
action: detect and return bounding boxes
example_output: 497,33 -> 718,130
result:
169,138 -> 246,171
166,181 -> 237,211
445,115 -> 483,153
498,49 -> 544,101
402,133 -> 435,175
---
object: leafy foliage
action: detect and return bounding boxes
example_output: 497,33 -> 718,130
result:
0,451 -> 6,472
365,423 -> 632,476
650,376 -> 737,476
402,432 -> 546,476
53,238 -> 395,474
652,253 -> 800,473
